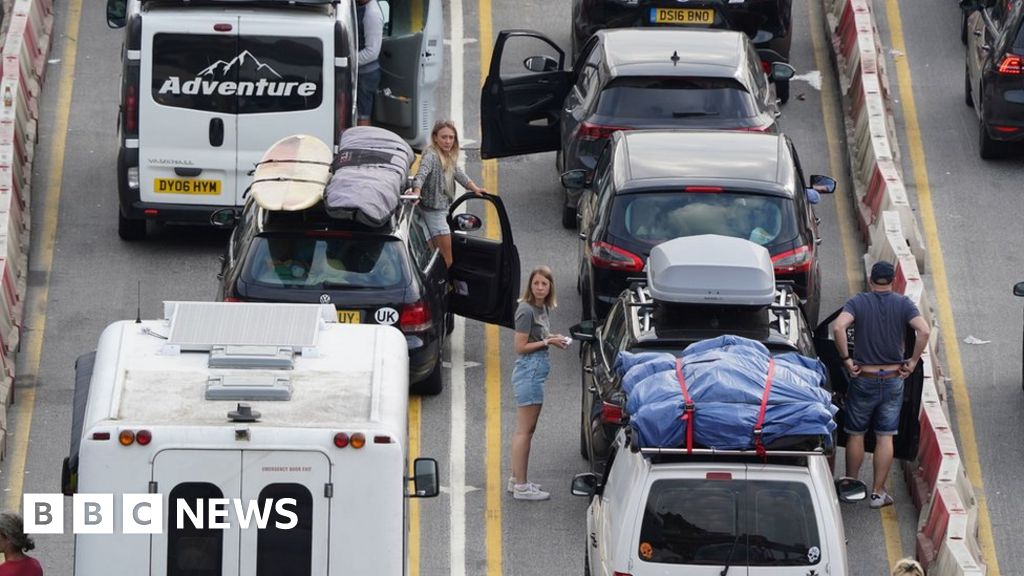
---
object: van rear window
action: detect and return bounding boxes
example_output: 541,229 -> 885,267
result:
152,34 -> 323,114
168,483 -> 224,576
256,484 -> 313,576
638,478 -> 821,566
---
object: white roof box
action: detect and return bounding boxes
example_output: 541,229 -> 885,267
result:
646,235 -> 776,306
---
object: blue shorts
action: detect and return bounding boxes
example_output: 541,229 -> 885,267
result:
418,208 -> 450,239
357,68 -> 381,120
511,350 -> 549,406
844,375 -> 904,435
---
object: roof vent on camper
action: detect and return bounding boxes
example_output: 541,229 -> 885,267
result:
228,403 -> 261,423
206,374 -> 293,401
646,235 -> 775,306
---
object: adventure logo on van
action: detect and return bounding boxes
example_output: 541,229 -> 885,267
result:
158,50 -> 317,98
151,35 -> 324,113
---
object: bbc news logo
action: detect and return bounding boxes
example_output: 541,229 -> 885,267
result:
24,494 -> 299,534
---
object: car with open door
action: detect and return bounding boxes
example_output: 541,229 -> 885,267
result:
107,0 -> 444,240
480,27 -> 794,229
214,192 -> 519,396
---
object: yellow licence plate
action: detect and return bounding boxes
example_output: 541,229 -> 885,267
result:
651,8 -> 715,24
337,310 -> 361,323
153,178 -> 221,195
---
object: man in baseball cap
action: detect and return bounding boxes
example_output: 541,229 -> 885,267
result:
832,260 -> 930,509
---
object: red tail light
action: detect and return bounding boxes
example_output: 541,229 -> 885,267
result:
399,301 -> 433,333
761,60 -> 772,74
739,124 -> 773,132
224,297 -> 242,302
613,572 -> 633,576
684,186 -> 722,193
998,54 -> 1023,75
771,245 -> 812,274
591,241 -> 644,273
600,402 -> 623,424
577,121 -> 630,142
125,84 -> 138,135
706,472 -> 733,480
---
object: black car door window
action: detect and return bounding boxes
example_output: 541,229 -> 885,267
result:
409,211 -> 438,270
601,300 -> 627,369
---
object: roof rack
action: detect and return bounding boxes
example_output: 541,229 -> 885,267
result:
638,446 -> 828,457
141,0 -> 336,6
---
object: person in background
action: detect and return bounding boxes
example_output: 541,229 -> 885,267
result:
410,120 -> 487,268
0,513 -> 42,576
832,261 -> 930,509
356,0 -> 385,126
508,266 -> 569,501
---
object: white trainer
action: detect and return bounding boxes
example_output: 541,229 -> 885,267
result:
512,483 -> 550,501
507,477 -> 543,494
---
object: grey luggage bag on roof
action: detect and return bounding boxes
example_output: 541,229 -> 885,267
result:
323,126 -> 415,227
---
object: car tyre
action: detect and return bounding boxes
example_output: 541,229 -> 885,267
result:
964,63 -> 973,108
118,212 -> 147,241
412,360 -> 444,396
580,386 -> 590,461
445,310 -> 455,336
961,11 -> 968,45
562,202 -> 578,229
583,547 -> 591,576
775,79 -> 790,105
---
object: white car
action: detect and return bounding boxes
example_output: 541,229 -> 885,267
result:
572,429 -> 860,576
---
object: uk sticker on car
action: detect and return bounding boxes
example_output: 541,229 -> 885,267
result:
154,178 -> 221,195
374,307 -> 398,325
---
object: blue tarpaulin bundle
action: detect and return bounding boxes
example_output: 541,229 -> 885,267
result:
614,335 -> 837,450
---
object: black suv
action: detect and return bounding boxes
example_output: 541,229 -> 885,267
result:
571,130 -> 835,325
213,194 -> 520,395
571,0 -> 794,98
964,0 -> 1024,157
569,278 -> 819,468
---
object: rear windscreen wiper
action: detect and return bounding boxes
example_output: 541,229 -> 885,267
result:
672,111 -> 720,118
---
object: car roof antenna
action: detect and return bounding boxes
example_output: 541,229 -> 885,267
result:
671,50 -> 680,66
135,280 -> 142,324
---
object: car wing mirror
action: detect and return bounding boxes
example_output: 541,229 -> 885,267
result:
770,62 -> 796,82
524,55 -> 559,73
560,169 -> 589,190
835,477 -> 868,503
810,174 -> 837,193
210,208 -> 239,228
570,320 -> 597,342
106,0 -> 127,28
1013,281 -> 1024,297
571,472 -> 599,497
411,458 -> 440,498
452,213 -> 482,232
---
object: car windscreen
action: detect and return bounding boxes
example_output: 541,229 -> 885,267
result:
611,191 -> 798,250
595,77 -> 759,122
152,35 -> 323,114
638,478 -> 821,566
243,234 -> 408,290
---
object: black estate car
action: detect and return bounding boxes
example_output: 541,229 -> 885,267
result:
480,27 -> 794,228
964,0 -> 1024,158
213,193 -> 520,395
570,130 -> 835,325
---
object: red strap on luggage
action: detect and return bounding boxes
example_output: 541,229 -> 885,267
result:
753,358 -> 776,458
674,358 -> 695,454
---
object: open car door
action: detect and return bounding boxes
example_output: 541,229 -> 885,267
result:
447,193 -> 520,328
814,308 -> 922,460
480,30 -> 572,159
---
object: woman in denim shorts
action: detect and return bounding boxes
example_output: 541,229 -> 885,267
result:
508,266 -> 568,501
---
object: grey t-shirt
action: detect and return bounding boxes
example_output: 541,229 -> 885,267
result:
514,302 -> 550,347
841,291 -> 921,365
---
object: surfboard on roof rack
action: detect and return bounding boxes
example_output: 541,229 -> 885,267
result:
249,134 -> 333,212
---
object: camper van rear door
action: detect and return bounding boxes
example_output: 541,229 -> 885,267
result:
143,16 -> 241,208
151,450 -> 243,576
238,450 -> 331,576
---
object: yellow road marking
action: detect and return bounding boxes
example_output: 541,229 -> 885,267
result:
5,0 -> 83,511
407,395 -> 422,575
885,2 -> 1001,573
807,0 -> 906,564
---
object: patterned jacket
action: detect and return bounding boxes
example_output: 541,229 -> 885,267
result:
411,148 -> 472,211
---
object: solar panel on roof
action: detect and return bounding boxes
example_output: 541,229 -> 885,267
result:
164,302 -> 331,351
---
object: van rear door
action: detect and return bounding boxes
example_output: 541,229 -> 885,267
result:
238,450 -> 331,576
374,0 -> 444,148
142,16 -> 240,208
151,450 -> 243,576
235,15 -> 335,206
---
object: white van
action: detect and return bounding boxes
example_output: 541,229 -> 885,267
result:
105,0 -> 443,240
61,301 -> 438,576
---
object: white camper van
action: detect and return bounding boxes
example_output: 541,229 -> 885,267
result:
61,301 -> 438,576
105,0 -> 444,240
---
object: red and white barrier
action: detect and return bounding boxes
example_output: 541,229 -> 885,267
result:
825,0 -> 987,574
0,0 -> 54,454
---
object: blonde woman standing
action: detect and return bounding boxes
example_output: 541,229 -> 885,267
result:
508,266 -> 569,501
410,120 -> 487,268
